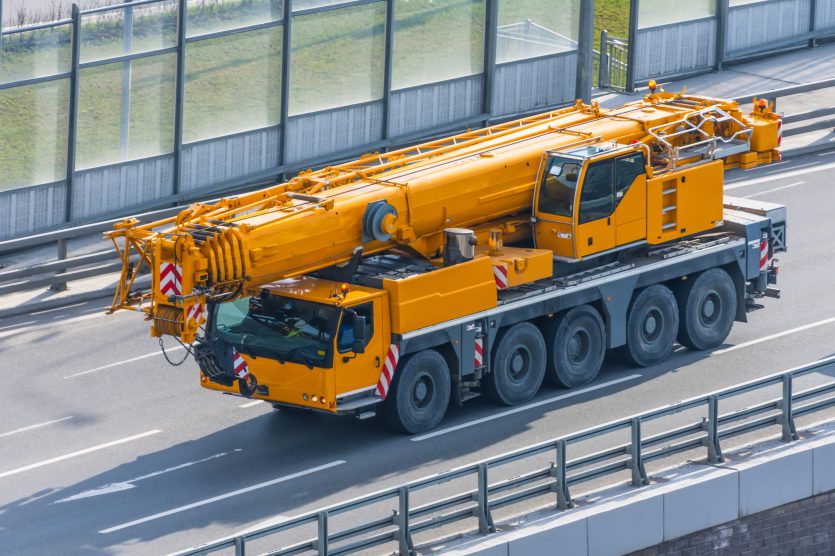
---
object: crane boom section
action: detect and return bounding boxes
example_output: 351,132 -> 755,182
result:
106,92 -> 780,342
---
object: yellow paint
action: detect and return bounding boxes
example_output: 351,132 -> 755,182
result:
486,246 -> 553,287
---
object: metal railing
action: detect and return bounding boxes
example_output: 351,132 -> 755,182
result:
596,30 -> 628,91
174,357 -> 835,556
2,79 -> 834,303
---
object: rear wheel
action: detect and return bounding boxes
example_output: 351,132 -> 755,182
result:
623,284 -> 679,367
484,322 -> 546,405
544,305 -> 606,388
382,350 -> 450,434
677,268 -> 736,351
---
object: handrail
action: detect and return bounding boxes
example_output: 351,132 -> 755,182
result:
172,356 -> 835,556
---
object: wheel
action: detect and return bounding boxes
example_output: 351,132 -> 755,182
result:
677,268 -> 736,351
623,284 -> 679,367
484,322 -> 546,405
544,305 -> 606,388
382,350 -> 451,434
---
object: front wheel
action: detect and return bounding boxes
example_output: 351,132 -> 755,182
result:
623,284 -> 679,367
382,350 -> 451,434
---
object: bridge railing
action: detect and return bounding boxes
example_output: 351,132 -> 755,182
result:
173,356 -> 835,556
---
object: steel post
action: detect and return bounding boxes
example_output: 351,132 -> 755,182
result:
706,394 -> 724,463
172,0 -> 187,196
715,0 -> 728,71
65,4 -> 82,224
482,0 -> 498,121
50,238 -> 69,292
599,30 -> 610,89
626,0 -> 639,92
476,463 -> 495,533
397,486 -> 414,555
555,440 -> 572,510
810,0 -> 818,48
0,0 -> 4,70
381,0 -> 394,141
234,535 -> 246,556
575,0 -> 594,103
278,0 -> 293,175
317,511 -> 329,556
781,373 -> 799,441
120,1 -> 134,159
629,417 -> 649,486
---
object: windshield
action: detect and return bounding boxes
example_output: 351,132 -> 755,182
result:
538,156 -> 582,218
211,296 -> 339,368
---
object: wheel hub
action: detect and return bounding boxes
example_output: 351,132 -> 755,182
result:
412,375 -> 434,409
700,292 -> 721,326
567,330 -> 590,364
641,308 -> 663,342
509,348 -> 530,381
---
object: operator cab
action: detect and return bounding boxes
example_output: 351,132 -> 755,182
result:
533,143 -> 648,260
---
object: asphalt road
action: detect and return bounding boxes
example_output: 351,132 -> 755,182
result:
1,151 -> 835,555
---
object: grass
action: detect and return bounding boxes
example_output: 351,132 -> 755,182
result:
0,0 -> 631,191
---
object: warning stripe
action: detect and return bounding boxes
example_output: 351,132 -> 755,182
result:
186,303 -> 204,324
159,263 -> 183,296
759,236 -> 769,272
474,337 -> 484,368
375,344 -> 400,400
493,264 -> 509,290
232,348 -> 249,379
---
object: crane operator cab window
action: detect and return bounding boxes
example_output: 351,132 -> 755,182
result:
538,156 -> 581,217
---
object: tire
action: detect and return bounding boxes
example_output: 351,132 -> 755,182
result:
544,305 -> 606,388
677,268 -> 736,351
484,322 -> 546,405
623,284 -> 679,367
382,350 -> 451,434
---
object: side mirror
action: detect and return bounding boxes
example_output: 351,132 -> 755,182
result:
352,339 -> 366,354
352,314 -> 367,354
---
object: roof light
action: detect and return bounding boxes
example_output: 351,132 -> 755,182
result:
339,283 -> 350,296
648,80 -> 657,93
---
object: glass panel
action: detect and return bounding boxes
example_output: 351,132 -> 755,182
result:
497,0 -> 580,64
184,25 -> 282,143
538,156 -> 581,218
187,0 -> 283,38
0,23 -> 72,84
0,80 -> 69,190
638,0 -> 715,28
392,0 -> 485,90
578,159 -> 613,224
76,53 -> 176,169
81,0 -> 177,63
290,2 -> 385,115
293,0 -> 357,11
730,0 -> 768,5
615,152 -> 644,202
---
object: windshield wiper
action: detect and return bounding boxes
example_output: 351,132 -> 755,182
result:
287,346 -> 317,369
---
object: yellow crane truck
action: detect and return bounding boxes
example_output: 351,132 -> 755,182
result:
107,89 -> 786,433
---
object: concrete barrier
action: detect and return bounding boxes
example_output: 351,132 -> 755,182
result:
441,425 -> 835,556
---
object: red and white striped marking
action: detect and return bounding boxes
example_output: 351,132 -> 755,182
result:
375,344 -> 400,400
186,303 -> 204,325
474,337 -> 484,369
759,234 -> 769,272
776,118 -> 782,147
493,264 -> 509,290
232,348 -> 249,380
159,262 -> 182,296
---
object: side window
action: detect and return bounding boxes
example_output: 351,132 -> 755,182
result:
615,153 -> 645,204
578,159 -> 614,224
337,303 -> 374,352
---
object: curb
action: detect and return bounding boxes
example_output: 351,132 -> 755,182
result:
0,288 -> 115,320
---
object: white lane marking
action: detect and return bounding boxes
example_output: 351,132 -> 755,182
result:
99,460 -> 346,534
64,347 -> 185,379
0,416 -> 73,439
55,450 -> 239,503
411,374 -> 642,442
714,317 -> 835,355
743,181 -> 805,198
0,311 -> 107,339
239,400 -> 265,408
725,159 -> 835,190
0,430 -> 161,480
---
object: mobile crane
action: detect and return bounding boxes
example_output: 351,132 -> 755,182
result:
107,89 -> 786,433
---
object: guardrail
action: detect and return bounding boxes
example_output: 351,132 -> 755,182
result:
175,357 -> 835,556
2,80 -> 834,302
